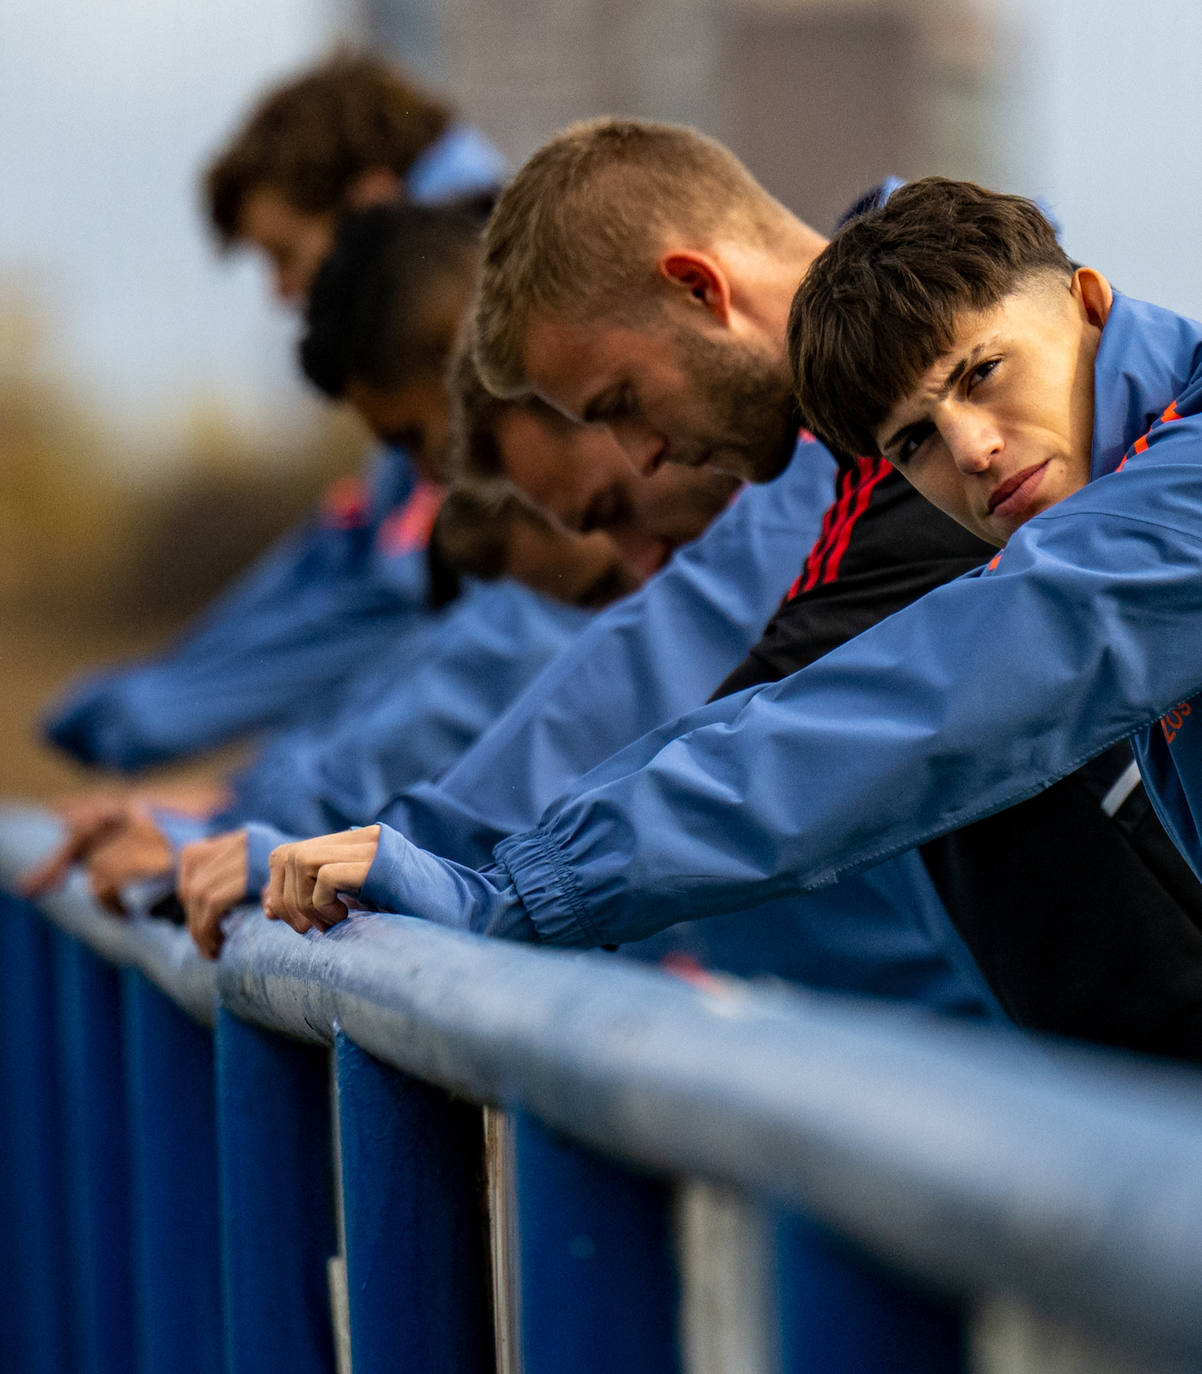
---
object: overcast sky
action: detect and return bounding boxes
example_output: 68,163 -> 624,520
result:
0,0 -> 353,468
983,0 -> 1202,321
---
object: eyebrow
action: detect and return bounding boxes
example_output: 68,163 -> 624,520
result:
880,343 -> 988,456
532,388 -> 588,429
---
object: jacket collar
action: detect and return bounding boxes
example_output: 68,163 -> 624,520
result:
1090,292 -> 1202,478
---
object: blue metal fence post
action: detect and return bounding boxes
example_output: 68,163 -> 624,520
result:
333,1031 -> 493,1373
0,896 -> 75,1374
53,929 -> 136,1374
511,1110 -> 682,1374
215,1010 -> 337,1374
122,967 -> 223,1374
774,1211 -> 967,1373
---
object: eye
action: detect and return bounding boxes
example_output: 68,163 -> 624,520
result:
893,421 -> 935,466
597,386 -> 636,423
967,358 -> 999,392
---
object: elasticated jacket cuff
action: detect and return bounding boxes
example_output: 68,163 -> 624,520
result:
363,824 -> 538,941
492,828 -> 598,946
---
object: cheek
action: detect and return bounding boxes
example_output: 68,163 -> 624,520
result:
904,461 -> 969,520
641,481 -> 703,539
1062,446 -> 1093,497
631,490 -> 668,534
502,450 -> 563,513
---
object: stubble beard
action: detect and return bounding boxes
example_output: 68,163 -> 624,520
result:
674,327 -> 801,482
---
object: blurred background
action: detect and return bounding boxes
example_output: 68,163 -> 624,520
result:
3,0 -> 1201,795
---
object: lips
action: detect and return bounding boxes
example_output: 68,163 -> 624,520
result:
987,461 -> 1049,519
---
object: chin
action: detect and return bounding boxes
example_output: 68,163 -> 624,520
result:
705,449 -> 765,483
746,448 -> 794,483
628,537 -> 675,578
748,426 -> 806,483
985,510 -> 1036,547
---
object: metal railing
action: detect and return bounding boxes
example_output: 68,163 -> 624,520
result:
3,804 -> 1202,1374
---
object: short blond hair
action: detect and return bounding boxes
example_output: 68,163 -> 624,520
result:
474,117 -> 791,395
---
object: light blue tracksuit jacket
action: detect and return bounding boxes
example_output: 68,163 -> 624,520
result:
357,294 -> 1202,968
42,126 -> 506,771
353,435 -> 1002,1012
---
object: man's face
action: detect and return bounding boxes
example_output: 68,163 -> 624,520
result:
346,372 -> 450,484
521,311 -> 798,484
504,521 -> 641,609
494,404 -> 738,579
873,274 -> 1107,548
238,187 -> 335,304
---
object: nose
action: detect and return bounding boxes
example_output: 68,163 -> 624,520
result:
607,420 -> 666,477
942,407 -> 1002,475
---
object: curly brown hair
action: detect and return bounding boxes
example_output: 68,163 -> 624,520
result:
204,51 -> 451,246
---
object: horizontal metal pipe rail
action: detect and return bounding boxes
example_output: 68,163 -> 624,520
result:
3,805 -> 1202,1372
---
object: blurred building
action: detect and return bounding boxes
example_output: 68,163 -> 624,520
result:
369,0 -> 987,235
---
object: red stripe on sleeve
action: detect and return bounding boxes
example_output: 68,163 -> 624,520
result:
817,458 -> 891,586
793,464 -> 854,597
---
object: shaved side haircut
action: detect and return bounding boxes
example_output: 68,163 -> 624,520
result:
474,117 -> 794,396
788,177 -> 1072,459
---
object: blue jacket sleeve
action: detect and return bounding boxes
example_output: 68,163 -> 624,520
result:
362,822 -> 536,939
41,452 -> 435,771
487,432 -> 1202,946
243,822 -> 297,897
358,820 -> 1000,1013
215,581 -> 589,840
374,440 -> 839,866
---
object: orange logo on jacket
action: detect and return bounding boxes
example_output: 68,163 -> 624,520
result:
1161,700 -> 1193,744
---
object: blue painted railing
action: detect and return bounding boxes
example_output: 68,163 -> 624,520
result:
3,804 -> 1202,1374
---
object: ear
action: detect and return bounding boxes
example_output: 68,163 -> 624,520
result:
1072,267 -> 1113,329
346,167 -> 403,209
658,251 -> 733,324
